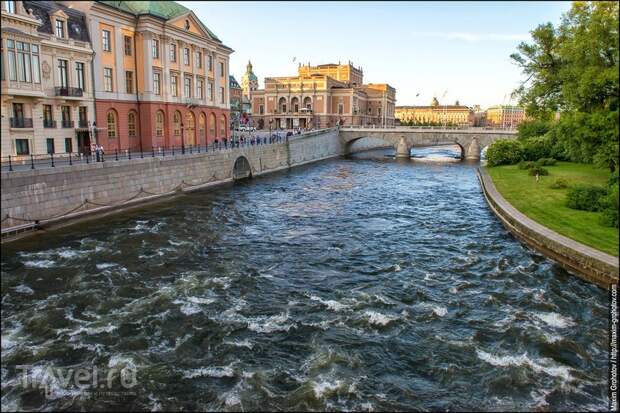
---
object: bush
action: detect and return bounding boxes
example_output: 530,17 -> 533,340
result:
518,160 -> 535,170
486,140 -> 523,166
599,183 -> 619,228
522,136 -> 554,161
549,178 -> 569,189
566,185 -> 607,211
528,166 -> 549,176
536,158 -> 557,166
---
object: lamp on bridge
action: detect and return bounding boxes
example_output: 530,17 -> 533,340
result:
181,122 -> 185,154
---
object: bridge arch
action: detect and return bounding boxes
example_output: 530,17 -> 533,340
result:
232,156 -> 253,181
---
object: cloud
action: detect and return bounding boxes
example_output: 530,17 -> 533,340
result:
410,31 -> 529,42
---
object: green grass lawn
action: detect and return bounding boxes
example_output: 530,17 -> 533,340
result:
486,162 -> 618,256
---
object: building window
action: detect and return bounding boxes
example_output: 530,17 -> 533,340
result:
13,103 -> 24,122
209,112 -> 216,137
196,51 -> 202,68
152,39 -> 159,59
219,62 -> 224,77
57,59 -> 67,87
61,106 -> 71,124
128,111 -> 137,137
184,77 -> 191,97
55,20 -> 65,38
338,104 -> 344,115
17,41 -> 32,82
170,43 -> 176,62
46,138 -> 55,154
259,105 -> 264,115
208,55 -> 213,71
107,111 -> 117,138
199,113 -> 206,139
7,39 -> 16,80
103,67 -> 113,92
43,105 -> 53,127
79,106 -> 87,125
197,79 -> 204,99
183,48 -> 189,65
75,62 -> 85,90
65,138 -> 73,153
124,36 -> 132,56
171,74 -> 178,97
153,72 -> 161,95
32,44 -> 40,83
6,1 -> 15,13
173,111 -> 181,136
125,71 -> 133,93
102,30 -> 111,52
219,87 -> 224,104
155,111 -> 164,137
208,81 -> 213,101
15,139 -> 29,155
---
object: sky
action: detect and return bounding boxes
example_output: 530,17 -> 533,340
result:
180,1 -> 572,109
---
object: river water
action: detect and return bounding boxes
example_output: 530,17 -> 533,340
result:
0,149 -> 609,411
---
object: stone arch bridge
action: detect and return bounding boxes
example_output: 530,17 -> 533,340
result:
339,128 -> 518,159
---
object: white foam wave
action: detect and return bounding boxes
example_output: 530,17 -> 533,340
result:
432,305 -> 448,317
363,311 -> 397,326
173,300 -> 202,315
184,366 -> 235,379
534,312 -> 575,328
310,295 -> 348,312
96,263 -> 117,270
23,260 -> 56,268
223,339 -> 253,349
247,312 -> 292,333
14,284 -> 34,295
476,349 -> 572,381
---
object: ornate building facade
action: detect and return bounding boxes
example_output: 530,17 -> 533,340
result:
1,0 -> 95,158
395,98 -> 475,126
229,74 -> 242,129
73,0 -> 233,151
250,62 -> 396,130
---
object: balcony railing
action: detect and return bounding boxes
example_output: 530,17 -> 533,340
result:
43,119 -> 57,128
10,118 -> 33,128
55,87 -> 83,97
78,120 -> 88,128
61,120 -> 75,128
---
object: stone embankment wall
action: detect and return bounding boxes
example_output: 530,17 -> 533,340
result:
478,167 -> 619,288
1,128 -> 344,238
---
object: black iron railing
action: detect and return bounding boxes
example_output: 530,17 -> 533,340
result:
54,87 -> 83,97
61,120 -> 75,128
10,118 -> 33,128
78,120 -> 89,128
0,131 -> 312,172
43,119 -> 57,128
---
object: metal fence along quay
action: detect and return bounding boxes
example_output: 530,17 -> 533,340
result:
0,132 -> 300,172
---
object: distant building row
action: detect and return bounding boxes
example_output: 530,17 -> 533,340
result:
242,61 -> 397,130
1,0 -> 232,158
395,98 -> 525,128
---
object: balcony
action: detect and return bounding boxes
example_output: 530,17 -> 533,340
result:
54,87 -> 83,97
43,119 -> 57,128
61,120 -> 75,128
78,120 -> 89,128
10,118 -> 33,128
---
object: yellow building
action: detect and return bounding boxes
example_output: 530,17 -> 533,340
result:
251,62 -> 396,130
395,98 -> 474,126
485,105 -> 525,128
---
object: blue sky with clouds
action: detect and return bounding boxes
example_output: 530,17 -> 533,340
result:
180,1 -> 572,108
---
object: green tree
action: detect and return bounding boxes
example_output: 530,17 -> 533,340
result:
511,1 -> 619,171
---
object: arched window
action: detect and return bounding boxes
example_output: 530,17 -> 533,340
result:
220,114 -> 226,137
303,96 -> 312,110
173,111 -> 181,136
128,111 -> 137,137
107,110 -> 117,138
155,111 -> 164,137
278,97 -> 287,113
199,112 -> 206,139
291,97 -> 299,113
209,112 -> 216,137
